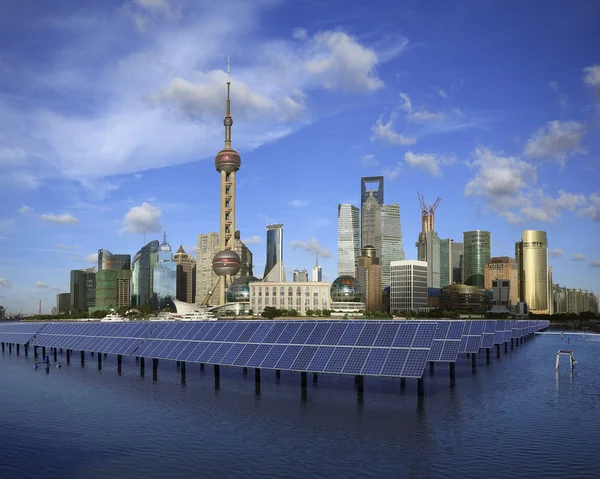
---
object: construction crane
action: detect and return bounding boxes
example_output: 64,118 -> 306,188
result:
417,192 -> 441,234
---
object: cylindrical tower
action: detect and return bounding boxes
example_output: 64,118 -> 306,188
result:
519,230 -> 549,314
213,58 -> 241,304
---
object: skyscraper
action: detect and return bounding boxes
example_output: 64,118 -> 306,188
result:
69,267 -> 96,313
264,224 -> 285,282
131,239 -> 159,307
174,245 -> 196,303
484,256 -> 518,305
360,176 -> 384,206
312,253 -> 322,282
95,249 -> 131,310
356,246 -> 383,312
152,232 -> 177,310
425,231 -> 441,288
196,233 -> 221,306
293,269 -> 309,282
451,241 -> 464,284
361,191 -> 381,254
337,204 -> 360,277
463,230 -> 491,288
515,230 -> 550,314
211,57 -> 242,305
380,203 -> 404,287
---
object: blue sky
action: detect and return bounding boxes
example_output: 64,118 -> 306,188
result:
1,0 -> 599,314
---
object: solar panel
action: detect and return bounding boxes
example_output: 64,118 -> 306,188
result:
380,349 -> 409,376
401,349 -> 430,378
361,348 -> 388,375
274,345 -> 303,370
324,347 -> 352,373
307,346 -> 335,372
342,348 -> 370,374
338,323 -> 365,346
440,341 -> 461,362
291,346 -> 318,371
412,322 -> 438,348
245,344 -> 273,368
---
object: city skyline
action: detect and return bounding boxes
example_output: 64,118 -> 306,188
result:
1,0 -> 599,313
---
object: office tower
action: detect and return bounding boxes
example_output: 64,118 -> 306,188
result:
440,239 -> 451,288
175,245 -> 196,303
451,241 -> 463,284
380,204 -> 404,288
293,269 -> 309,282
152,232 -> 177,310
95,249 -> 132,310
484,257 -> 518,305
515,230 -> 550,314
361,191 -> 381,255
356,246 -> 383,311
131,240 -> 160,307
425,230 -> 441,289
196,233 -> 221,306
211,58 -> 242,305
264,224 -> 285,282
415,194 -> 440,262
390,260 -> 428,312
0,305 -> 5,320
56,293 -> 70,314
337,204 -> 360,277
69,267 -> 96,313
234,230 -> 253,278
463,230 -> 491,288
312,253 -> 322,282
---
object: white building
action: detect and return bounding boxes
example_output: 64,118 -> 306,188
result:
390,260 -> 428,313
249,281 -> 331,316
337,204 -> 360,277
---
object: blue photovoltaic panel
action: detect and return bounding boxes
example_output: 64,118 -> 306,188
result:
237,323 -> 260,342
434,322 -> 451,340
401,349 -> 430,378
220,343 -> 245,365
245,344 -> 273,368
248,323 -> 275,343
465,335 -> 482,353
355,323 -> 381,347
361,348 -> 388,375
411,322 -> 438,348
290,346 -> 318,371
274,345 -> 302,370
209,342 -> 235,363
305,323 -> 332,345
259,344 -> 287,368
307,346 -> 335,372
275,323 -> 302,343
380,349 -> 409,377
290,323 -> 316,344
338,323 -> 365,346
233,343 -> 259,366
213,323 -> 236,341
373,323 -> 400,347
324,348 -> 352,373
392,323 -> 419,348
427,340 -> 444,362
321,323 -> 348,345
262,323 -> 287,343
440,341 -> 461,362
225,322 -> 250,342
341,348 -> 370,374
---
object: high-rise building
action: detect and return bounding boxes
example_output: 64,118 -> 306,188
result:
312,253 -> 322,282
98,249 -> 130,271
234,230 -> 253,278
131,240 -> 159,307
361,192 -> 381,254
152,232 -> 177,310
463,230 -> 491,288
360,176 -> 384,244
293,269 -> 309,282
56,293 -> 70,314
264,224 -> 285,282
552,284 -> 599,314
515,230 -> 550,314
380,204 -> 404,288
211,58 -> 242,305
0,305 -> 5,320
175,245 -> 196,303
390,260 -> 428,313
484,256 -> 518,305
337,204 -> 360,277
356,246 -> 383,312
69,267 -> 96,313
94,249 -> 131,311
197,233 -> 222,306
440,239 -> 451,288
425,230 -> 441,289
451,241 -> 463,284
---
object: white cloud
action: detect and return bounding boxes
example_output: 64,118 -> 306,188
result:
403,151 -> 454,177
35,281 -> 49,288
0,278 -> 11,287
289,199 -> 310,208
582,64 -> 600,101
362,154 -> 378,167
554,191 -> 586,211
580,193 -> 600,222
40,213 -> 80,224
85,253 -> 98,264
523,120 -> 585,163
383,164 -> 402,180
590,260 -> 600,268
290,237 -> 331,258
371,114 -> 416,145
18,205 -> 34,214
571,253 -> 586,262
0,147 -> 27,164
121,202 -> 162,234
134,0 -> 171,14
52,286 -> 61,291
549,248 -> 564,258
399,92 -> 445,123
241,235 -> 262,245
548,81 -> 567,107
432,87 -> 449,99
55,243 -> 78,250
292,28 -> 307,40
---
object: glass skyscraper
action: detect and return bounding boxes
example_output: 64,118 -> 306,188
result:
380,204 -> 405,288
94,249 -> 131,311
516,230 -> 550,314
131,240 -> 159,307
264,224 -> 285,282
337,204 -> 360,277
152,233 -> 177,310
463,231 -> 491,288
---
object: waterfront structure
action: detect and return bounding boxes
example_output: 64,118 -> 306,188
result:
56,292 -> 70,314
441,284 -> 492,312
330,276 -> 365,318
131,240 -> 159,307
293,269 -> 309,282
390,260 -> 428,313
211,58 -> 242,305
515,230 -> 551,314
152,232 -> 177,310
263,224 -> 285,282
337,204 -> 360,277
380,203 -> 404,288
69,267 -> 96,313
249,281 -> 331,316
356,246 -> 383,312
484,257 -> 518,305
174,245 -> 196,303
463,230 -> 491,288
94,249 -> 131,311
312,253 -> 322,282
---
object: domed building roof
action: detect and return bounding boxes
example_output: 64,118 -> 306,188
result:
227,275 -> 260,303
212,249 -> 241,277
330,275 -> 362,303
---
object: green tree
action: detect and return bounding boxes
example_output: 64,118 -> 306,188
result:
306,309 -> 314,316
288,309 -> 299,317
261,307 -> 279,319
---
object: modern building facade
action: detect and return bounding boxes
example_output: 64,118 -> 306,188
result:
56,293 -> 70,314
293,269 -> 309,282
69,267 -> 96,313
463,230 -> 491,288
312,253 -> 322,282
356,246 -> 383,312
94,249 -> 131,311
337,204 -> 360,277
491,279 -> 511,306
196,232 -> 221,306
152,233 -> 177,310
440,239 -> 463,287
390,260 -> 428,313
451,241 -> 464,284
174,245 -> 196,303
249,281 -> 331,316
131,240 -> 159,307
552,284 -> 599,314
425,230 -> 441,289
484,256 -> 518,305
264,224 -> 285,282
515,230 -> 551,314
361,192 -> 381,255
441,284 -> 492,312
330,275 -> 365,317
360,175 -> 384,250
380,203 -> 404,288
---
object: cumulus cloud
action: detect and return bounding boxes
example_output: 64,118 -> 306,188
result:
404,151 -> 454,177
18,205 -> 33,214
40,213 -> 80,224
548,81 -> 567,107
371,114 -> 416,145
549,248 -> 564,258
35,281 -> 49,288
290,237 -> 331,258
241,235 -> 262,245
289,199 -> 310,208
0,278 -> 11,287
580,192 -> 600,222
571,253 -> 586,262
134,0 -> 171,14
120,202 -> 162,234
383,164 -> 403,180
55,244 -> 78,250
85,253 -> 98,264
523,120 -> 585,163
362,154 -> 378,167
399,92 -> 445,123
590,260 -> 600,268
582,64 -> 600,101
292,27 -> 307,40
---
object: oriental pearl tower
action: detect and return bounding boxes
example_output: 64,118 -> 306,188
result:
211,57 -> 242,305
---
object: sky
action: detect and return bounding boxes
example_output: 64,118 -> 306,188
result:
0,0 -> 599,314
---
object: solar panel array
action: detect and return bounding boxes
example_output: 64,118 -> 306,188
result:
427,320 -> 466,362
0,322 -> 46,345
33,322 -> 157,356
459,321 -> 485,353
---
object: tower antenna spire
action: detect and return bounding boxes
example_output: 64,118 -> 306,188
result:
224,54 -> 232,149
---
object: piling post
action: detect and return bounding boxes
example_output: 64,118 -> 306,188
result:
42,346 -> 46,357
301,371 -> 307,389
54,348 -> 57,362
66,349 -> 70,364
9,343 -> 12,353
152,358 -> 158,381
117,354 -> 122,375
80,350 -> 85,366
214,364 -> 220,379
429,362 -> 435,373
505,342 -> 508,353
24,344 -> 28,357
486,348 -> 491,364
180,361 -> 186,384
140,357 -> 145,377
356,375 -> 364,393
104,353 -> 107,358
1,342 -> 3,352
276,370 -> 281,382
449,362 -> 456,386
417,377 -> 425,397
243,367 -> 248,376
313,373 -> 318,383
200,363 -> 204,372
496,344 -> 500,357
255,368 -> 261,384
400,377 -> 406,390
97,352 -> 102,370
34,345 -> 38,358
16,343 -> 20,355
471,352 -> 477,371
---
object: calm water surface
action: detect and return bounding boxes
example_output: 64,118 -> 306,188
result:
1,333 -> 599,479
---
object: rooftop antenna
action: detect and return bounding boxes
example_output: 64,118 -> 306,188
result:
315,252 -> 319,267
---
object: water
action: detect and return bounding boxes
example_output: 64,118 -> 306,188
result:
1,334 -> 599,479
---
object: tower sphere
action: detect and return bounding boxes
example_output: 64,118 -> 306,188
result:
215,148 -> 241,173
330,275 -> 362,302
212,249 -> 241,277
227,275 -> 260,302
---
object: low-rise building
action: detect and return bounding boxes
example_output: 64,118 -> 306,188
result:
249,281 -> 331,316
441,284 -> 492,312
